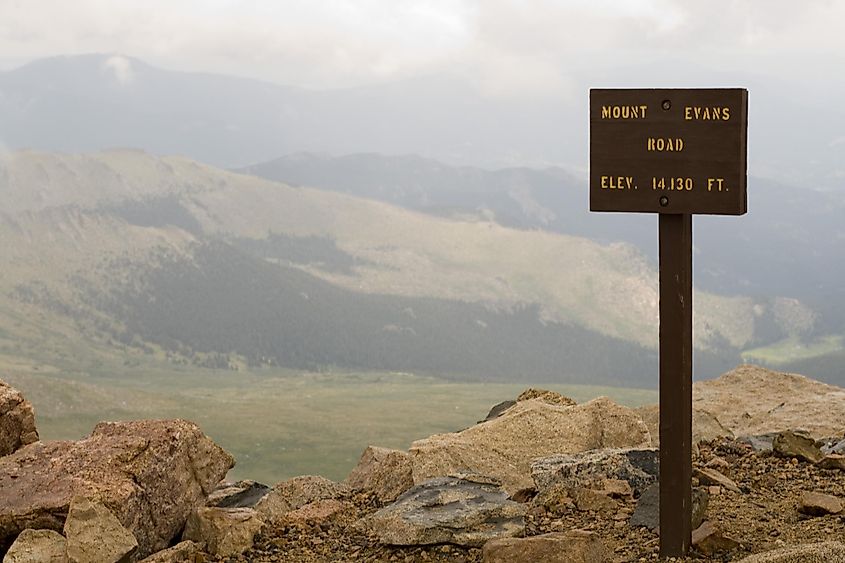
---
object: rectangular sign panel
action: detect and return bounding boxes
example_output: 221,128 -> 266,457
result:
590,88 -> 748,215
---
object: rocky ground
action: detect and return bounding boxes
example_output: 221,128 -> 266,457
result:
2,366 -> 845,563
208,436 -> 845,562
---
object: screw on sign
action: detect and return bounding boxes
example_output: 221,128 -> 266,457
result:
589,88 -> 748,557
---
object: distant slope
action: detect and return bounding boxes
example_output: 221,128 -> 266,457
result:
86,239 -> 665,384
0,150 -> 820,384
0,54 -> 580,170
240,152 -> 845,331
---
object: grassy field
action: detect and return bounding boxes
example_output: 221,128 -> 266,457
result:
741,334 -> 844,366
1,357 -> 656,485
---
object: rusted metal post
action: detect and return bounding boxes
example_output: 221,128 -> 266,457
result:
658,212 -> 693,557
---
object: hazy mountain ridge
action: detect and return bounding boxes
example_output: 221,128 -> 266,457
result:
239,152 -> 845,306
3,54 -> 844,185
0,149 -> 793,384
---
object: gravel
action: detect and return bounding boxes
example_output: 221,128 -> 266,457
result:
209,437 -> 845,562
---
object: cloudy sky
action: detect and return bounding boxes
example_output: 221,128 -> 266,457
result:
1,0 -> 844,95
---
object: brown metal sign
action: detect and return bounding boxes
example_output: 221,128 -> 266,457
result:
588,87 -> 749,557
590,88 -> 748,215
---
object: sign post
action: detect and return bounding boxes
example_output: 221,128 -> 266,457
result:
589,88 -> 748,557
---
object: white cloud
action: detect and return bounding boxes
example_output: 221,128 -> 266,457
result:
102,55 -> 135,85
1,0 -> 844,93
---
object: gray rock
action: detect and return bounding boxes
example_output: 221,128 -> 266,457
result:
482,530 -> 611,563
361,476 -> 525,547
207,480 -> 270,508
820,438 -> 845,455
479,401 -> 516,423
182,507 -> 263,558
629,483 -> 709,531
3,529 -> 67,563
64,496 -> 138,563
0,379 -> 39,458
773,430 -> 823,463
738,433 -> 778,452
531,448 -> 659,498
734,541 -> 845,562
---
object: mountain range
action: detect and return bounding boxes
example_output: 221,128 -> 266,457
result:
1,54 -> 844,387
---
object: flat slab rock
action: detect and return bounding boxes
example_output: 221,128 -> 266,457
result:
798,491 -> 843,516
206,480 -> 271,508
410,396 -> 652,495
531,448 -> 659,497
0,419 -> 234,558
361,476 -> 525,547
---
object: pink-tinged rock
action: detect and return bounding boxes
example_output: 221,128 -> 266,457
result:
0,419 -> 234,558
0,379 -> 39,457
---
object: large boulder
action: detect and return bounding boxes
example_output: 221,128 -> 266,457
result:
344,446 -> 414,503
634,405 -> 734,445
693,365 -> 845,439
410,396 -> 652,495
0,379 -> 39,457
361,476 -> 525,547
0,419 -> 234,559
